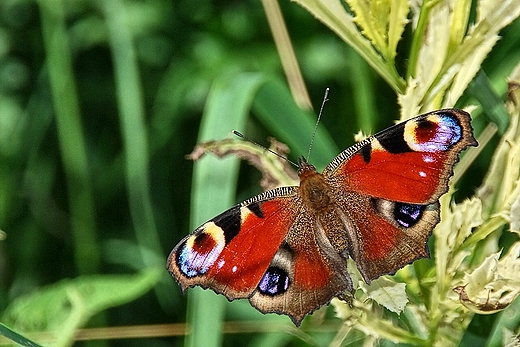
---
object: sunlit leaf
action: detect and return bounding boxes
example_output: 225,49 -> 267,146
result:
365,277 -> 408,314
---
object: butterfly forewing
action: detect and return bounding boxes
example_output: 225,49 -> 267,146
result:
167,187 -> 300,299
323,109 -> 477,203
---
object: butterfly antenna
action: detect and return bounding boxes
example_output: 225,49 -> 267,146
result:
232,130 -> 299,167
307,87 -> 329,161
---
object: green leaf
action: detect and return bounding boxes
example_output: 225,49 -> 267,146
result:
487,294 -> 520,346
347,0 -> 390,54
402,0 -> 520,114
99,0 -> 163,269
476,68 -> 520,220
511,192 -> 520,235
437,0 -> 520,107
2,268 -> 162,347
347,0 -> 409,63
400,3 -> 453,116
252,78 -> 339,169
387,0 -> 410,60
292,0 -> 405,92
467,71 -> 510,135
447,0 -> 472,55
37,0 -> 100,275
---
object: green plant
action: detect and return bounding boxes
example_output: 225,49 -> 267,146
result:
1,0 -> 519,346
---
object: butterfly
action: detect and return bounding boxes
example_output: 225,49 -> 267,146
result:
167,108 -> 477,325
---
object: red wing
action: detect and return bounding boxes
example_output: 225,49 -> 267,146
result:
167,187 -> 300,299
322,109 -> 476,281
324,109 -> 477,204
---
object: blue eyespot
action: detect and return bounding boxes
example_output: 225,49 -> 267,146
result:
394,203 -> 424,228
258,267 -> 290,296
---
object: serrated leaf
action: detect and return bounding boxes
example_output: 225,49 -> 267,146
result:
400,4 -> 452,115
444,37 -> 498,107
187,137 -> 298,190
435,196 -> 484,282
387,0 -> 410,59
447,0 -> 471,54
497,242 -> 520,280
398,78 -> 421,120
477,84 -> 520,219
346,0 -> 409,63
292,0 -> 405,91
347,0 -> 389,54
503,329 -> 520,347
443,0 -> 520,105
402,0 -> 520,114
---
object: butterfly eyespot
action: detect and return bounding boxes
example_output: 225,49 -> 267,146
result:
257,267 -> 291,296
405,113 -> 463,152
372,199 -> 426,228
394,203 -> 425,228
176,223 -> 226,278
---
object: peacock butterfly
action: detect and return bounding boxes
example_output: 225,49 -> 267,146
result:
167,108 -> 477,325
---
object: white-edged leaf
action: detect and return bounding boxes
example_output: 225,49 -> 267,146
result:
346,0 -> 387,52
455,242 -> 520,314
366,277 -> 408,314
477,73 -> 520,218
435,196 -> 484,281
387,0 -> 410,60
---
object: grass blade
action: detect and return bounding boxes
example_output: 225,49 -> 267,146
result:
186,72 -> 266,347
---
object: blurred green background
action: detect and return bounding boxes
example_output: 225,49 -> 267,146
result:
1,0 -> 520,346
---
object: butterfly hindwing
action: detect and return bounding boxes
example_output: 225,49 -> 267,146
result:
168,185 -> 353,325
333,194 -> 440,281
250,207 -> 353,325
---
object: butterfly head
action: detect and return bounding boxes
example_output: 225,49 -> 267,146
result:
297,156 -> 317,179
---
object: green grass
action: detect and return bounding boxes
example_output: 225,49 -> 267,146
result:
1,0 -> 520,346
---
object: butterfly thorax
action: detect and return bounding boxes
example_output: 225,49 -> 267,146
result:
298,157 -> 332,212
